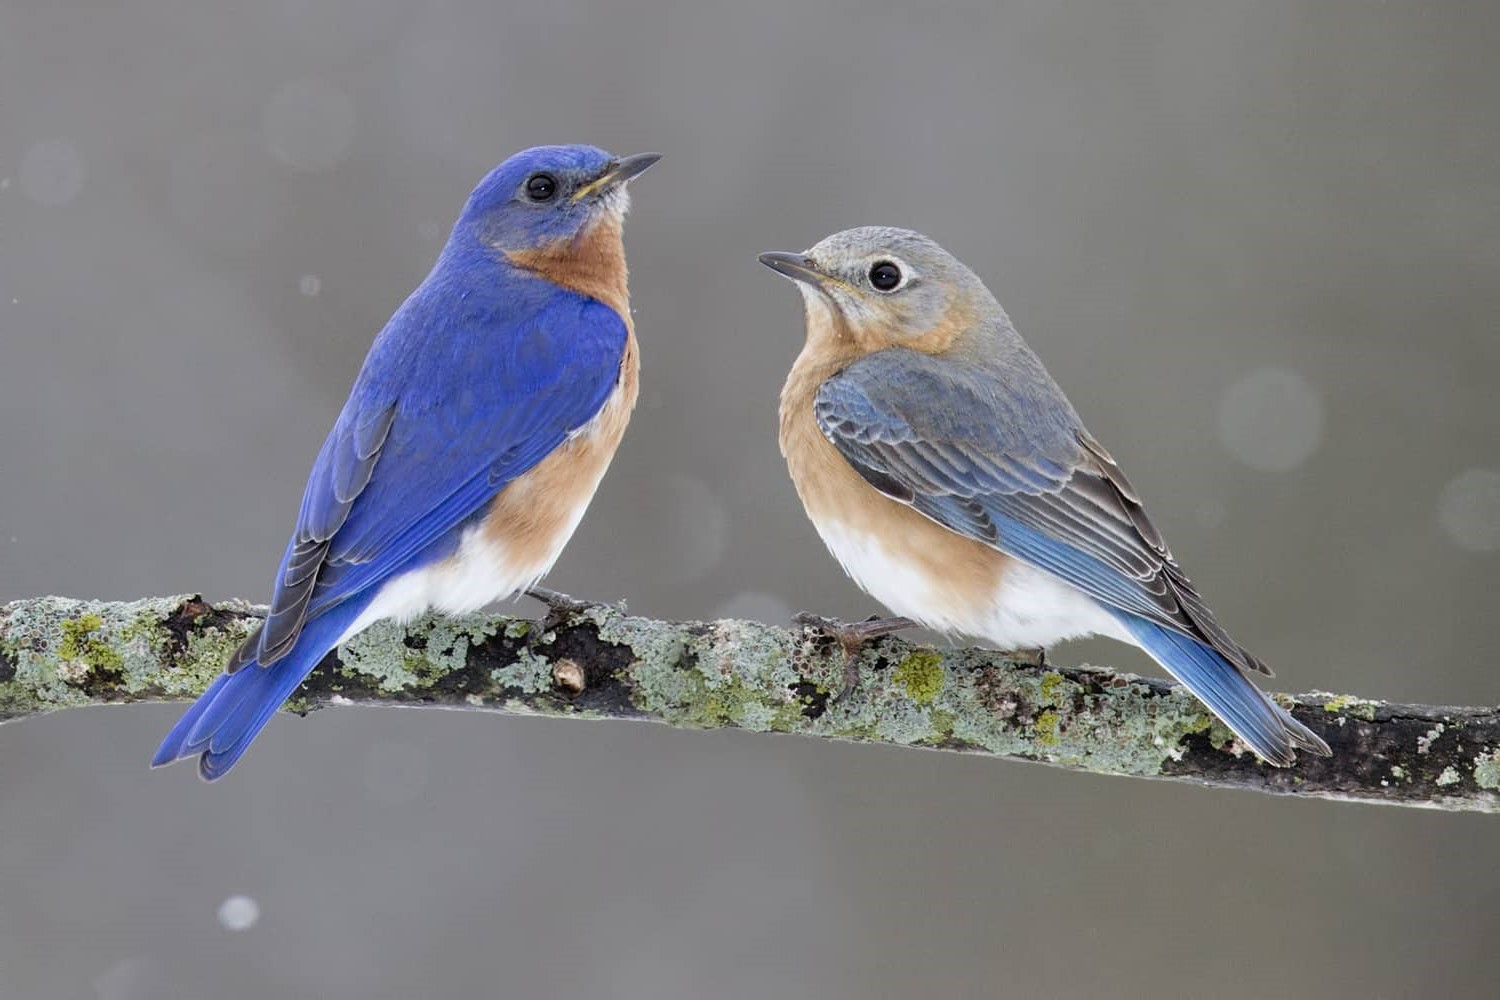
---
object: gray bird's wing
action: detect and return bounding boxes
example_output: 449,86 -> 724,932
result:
813,348 -> 1270,676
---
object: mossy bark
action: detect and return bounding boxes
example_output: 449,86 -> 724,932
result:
2,595 -> 1497,812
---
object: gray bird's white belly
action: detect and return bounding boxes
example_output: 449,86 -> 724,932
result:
813,519 -> 1132,650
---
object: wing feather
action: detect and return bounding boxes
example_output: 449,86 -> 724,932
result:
813,348 -> 1270,676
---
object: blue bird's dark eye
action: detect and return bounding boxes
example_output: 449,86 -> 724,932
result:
869,261 -> 902,291
524,173 -> 558,202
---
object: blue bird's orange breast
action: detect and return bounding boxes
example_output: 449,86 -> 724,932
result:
475,329 -> 638,580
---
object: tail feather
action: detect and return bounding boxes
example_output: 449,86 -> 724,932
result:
1113,612 -> 1330,766
150,671 -> 234,768
152,601 -> 367,780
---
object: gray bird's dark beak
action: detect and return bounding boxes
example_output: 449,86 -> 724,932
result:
572,152 -> 662,201
757,251 -> 826,286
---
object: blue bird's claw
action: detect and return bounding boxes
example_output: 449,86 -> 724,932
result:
525,586 -> 621,631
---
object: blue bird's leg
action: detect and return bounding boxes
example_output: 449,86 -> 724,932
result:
793,612 -> 918,702
525,585 -> 598,617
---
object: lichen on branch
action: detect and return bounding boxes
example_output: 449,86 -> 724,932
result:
2,595 -> 1496,813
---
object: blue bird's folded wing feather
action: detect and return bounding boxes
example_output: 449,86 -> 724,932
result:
232,296 -> 627,671
238,291 -> 631,670
156,289 -> 629,779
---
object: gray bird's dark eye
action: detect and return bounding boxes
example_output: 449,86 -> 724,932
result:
525,173 -> 558,202
869,261 -> 902,291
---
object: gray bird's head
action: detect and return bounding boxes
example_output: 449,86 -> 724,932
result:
758,227 -> 1008,356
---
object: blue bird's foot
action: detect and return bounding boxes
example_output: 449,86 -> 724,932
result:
793,612 -> 917,703
526,586 -> 615,630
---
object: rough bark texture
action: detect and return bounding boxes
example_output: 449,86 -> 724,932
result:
2,595 -> 1496,812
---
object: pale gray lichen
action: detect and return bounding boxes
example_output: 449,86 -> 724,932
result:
1474,750 -> 1500,791
491,648 -> 555,695
1416,724 -> 1445,755
339,610 -> 504,692
1436,766 -> 1461,787
589,607 -> 810,731
0,595 -> 253,713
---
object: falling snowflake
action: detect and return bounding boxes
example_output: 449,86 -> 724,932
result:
19,139 -> 85,207
714,590 -> 794,626
665,474 -> 731,582
1436,468 -> 1500,552
1216,367 -> 1325,473
217,894 -> 260,931
263,80 -> 356,172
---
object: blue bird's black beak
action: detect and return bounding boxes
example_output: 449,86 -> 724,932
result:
572,152 -> 662,201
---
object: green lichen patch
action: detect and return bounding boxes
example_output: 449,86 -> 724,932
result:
172,618 -> 247,696
1319,693 -> 1379,721
0,595 -> 231,712
892,649 -> 945,704
1033,708 -> 1062,746
1038,670 -> 1068,707
57,613 -> 126,684
929,708 -> 957,739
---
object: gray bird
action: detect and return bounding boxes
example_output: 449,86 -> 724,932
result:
761,226 -> 1330,765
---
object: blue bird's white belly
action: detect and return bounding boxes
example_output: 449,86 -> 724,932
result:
339,338 -> 639,645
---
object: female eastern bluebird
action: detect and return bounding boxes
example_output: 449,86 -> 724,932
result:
154,145 -> 659,779
760,227 -> 1331,766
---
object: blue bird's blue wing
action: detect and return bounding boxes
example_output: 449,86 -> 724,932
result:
813,348 -> 1329,764
246,291 -> 629,670
156,289 -> 630,778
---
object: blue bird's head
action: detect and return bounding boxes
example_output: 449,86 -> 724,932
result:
454,144 -> 659,255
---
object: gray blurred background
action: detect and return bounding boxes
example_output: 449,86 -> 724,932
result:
3,1 -> 1498,997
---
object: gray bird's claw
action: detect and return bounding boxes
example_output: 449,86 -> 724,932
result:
793,612 -> 917,703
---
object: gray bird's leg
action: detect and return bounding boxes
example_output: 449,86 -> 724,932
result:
793,612 -> 918,703
1005,646 -> 1047,668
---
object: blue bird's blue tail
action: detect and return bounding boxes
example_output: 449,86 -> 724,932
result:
1113,613 -> 1330,766
151,601 -> 368,781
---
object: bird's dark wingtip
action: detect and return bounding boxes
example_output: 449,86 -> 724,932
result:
1294,729 -> 1334,758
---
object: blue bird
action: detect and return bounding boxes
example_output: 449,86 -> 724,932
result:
761,227 -> 1331,765
154,144 -> 659,779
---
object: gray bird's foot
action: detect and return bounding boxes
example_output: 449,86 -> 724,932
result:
1004,646 -> 1048,668
793,612 -> 918,703
526,586 -> 603,629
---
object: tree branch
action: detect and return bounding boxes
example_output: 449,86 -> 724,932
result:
2,595 -> 1496,811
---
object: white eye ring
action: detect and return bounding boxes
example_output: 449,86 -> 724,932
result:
866,258 -> 908,293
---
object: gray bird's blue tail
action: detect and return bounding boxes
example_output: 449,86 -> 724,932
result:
151,601 -> 366,781
1113,613 -> 1330,766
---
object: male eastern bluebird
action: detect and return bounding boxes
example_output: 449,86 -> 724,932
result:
153,144 -> 659,780
760,227 -> 1331,766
